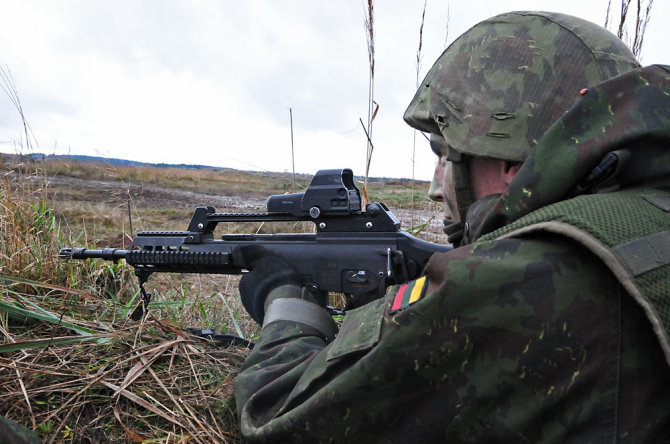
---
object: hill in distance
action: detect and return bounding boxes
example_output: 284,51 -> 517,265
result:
11,152 -> 427,183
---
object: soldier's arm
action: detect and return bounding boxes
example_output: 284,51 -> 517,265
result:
235,236 -> 621,442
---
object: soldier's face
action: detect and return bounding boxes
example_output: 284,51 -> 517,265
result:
428,155 -> 446,203
429,155 -> 461,222
428,134 -> 457,221
429,133 -> 470,223
441,160 -> 462,222
428,133 -> 520,225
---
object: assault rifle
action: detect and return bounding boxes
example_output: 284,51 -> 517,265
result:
60,168 -> 450,320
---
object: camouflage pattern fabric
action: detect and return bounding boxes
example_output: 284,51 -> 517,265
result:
235,65 -> 670,442
236,237 -> 670,442
404,11 -> 640,247
0,416 -> 40,444
473,64 -> 670,238
404,11 -> 639,162
477,187 -> 670,366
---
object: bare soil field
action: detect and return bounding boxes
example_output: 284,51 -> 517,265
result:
40,169 -> 448,244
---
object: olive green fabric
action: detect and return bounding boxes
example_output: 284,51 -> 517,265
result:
236,28 -> 670,444
468,65 -> 670,364
480,188 -> 670,365
473,65 -> 670,238
236,235 -> 670,442
0,416 -> 40,444
404,11 -> 639,162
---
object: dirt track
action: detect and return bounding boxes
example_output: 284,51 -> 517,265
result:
41,173 -> 448,243
43,174 -> 267,211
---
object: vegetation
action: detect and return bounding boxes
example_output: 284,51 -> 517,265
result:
605,0 -> 654,59
0,154 -> 442,442
0,1 -> 657,440
0,157 -> 255,442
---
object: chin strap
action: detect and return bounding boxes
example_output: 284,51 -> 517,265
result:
444,193 -> 504,246
466,194 -> 504,244
443,219 -> 464,246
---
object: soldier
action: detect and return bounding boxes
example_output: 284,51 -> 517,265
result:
235,11 -> 670,442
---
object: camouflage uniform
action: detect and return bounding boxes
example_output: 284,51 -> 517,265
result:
235,12 -> 670,443
0,416 -> 40,444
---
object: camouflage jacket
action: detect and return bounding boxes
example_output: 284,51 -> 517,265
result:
235,66 -> 670,443
0,416 -> 40,444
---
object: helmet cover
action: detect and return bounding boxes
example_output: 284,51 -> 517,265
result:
404,11 -> 640,161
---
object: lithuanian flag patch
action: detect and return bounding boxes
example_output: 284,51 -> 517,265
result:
390,276 -> 428,312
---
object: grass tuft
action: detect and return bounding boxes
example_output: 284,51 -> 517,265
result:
0,153 -> 443,441
0,157 -> 253,442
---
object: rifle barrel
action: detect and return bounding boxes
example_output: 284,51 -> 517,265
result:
59,247 -> 129,261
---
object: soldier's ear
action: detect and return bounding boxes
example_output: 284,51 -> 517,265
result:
501,161 -> 522,185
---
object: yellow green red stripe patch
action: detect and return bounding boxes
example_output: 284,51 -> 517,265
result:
391,276 -> 428,312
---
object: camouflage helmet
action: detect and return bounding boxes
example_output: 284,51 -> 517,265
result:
404,11 -> 640,162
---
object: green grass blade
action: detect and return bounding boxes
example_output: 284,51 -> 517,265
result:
0,274 -> 91,296
148,301 -> 193,308
0,301 -> 98,336
0,335 -> 106,353
15,294 -> 66,319
218,293 -> 244,339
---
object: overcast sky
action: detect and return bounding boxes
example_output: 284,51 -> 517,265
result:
1,1 -> 668,180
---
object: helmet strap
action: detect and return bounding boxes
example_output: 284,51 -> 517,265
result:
442,150 -> 474,246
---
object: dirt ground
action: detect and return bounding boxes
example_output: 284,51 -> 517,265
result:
44,174 -> 268,212
43,173 -> 449,244
39,170 -> 448,343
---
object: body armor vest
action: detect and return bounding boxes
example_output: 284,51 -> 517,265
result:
479,188 -> 670,366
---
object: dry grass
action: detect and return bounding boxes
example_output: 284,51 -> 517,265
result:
605,0 -> 654,59
0,165 -> 68,286
362,0 -> 377,205
0,154 -> 442,442
0,294 -> 249,443
0,157 -> 253,442
42,156 -> 309,197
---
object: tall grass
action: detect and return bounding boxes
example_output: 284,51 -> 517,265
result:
36,156 -> 310,197
411,1 -> 428,229
605,0 -> 654,59
362,0 -> 377,206
0,65 -> 38,152
1,162 -> 65,285
0,156 -> 253,442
